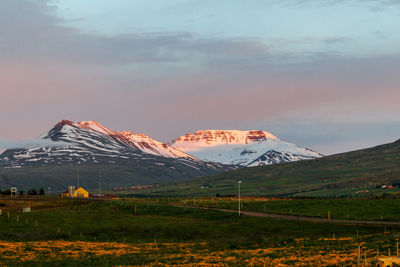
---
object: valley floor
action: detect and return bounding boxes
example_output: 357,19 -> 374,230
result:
0,196 -> 399,266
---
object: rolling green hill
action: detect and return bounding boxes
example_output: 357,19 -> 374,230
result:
125,139 -> 400,198
0,161 -> 230,192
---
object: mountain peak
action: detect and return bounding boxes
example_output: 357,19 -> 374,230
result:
54,119 -> 75,128
170,129 -> 279,148
120,131 -> 148,138
49,120 -> 116,137
76,121 -> 116,135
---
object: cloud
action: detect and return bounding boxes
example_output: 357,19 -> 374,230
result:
0,138 -> 67,150
0,0 -> 399,156
0,0 -> 271,66
323,37 -> 351,45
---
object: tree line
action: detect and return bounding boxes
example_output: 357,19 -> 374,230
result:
0,188 -> 45,195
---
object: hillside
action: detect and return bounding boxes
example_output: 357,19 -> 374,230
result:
127,139 -> 400,197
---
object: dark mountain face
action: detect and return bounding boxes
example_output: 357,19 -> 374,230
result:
248,150 -> 319,166
0,120 -> 234,190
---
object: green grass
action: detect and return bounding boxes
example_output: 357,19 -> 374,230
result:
124,139 -> 400,197
0,197 -> 397,245
0,198 -> 377,244
173,197 -> 400,221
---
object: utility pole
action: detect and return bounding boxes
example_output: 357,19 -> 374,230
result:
77,167 -> 80,188
238,181 -> 242,216
98,169 -> 101,196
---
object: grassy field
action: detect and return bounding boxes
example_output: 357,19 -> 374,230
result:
166,197 -> 400,221
0,196 -> 399,266
121,139 -> 400,198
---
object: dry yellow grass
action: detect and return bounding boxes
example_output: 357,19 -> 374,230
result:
0,240 -> 371,266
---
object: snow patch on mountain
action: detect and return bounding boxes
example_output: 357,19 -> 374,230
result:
169,130 -> 278,150
119,131 -> 195,159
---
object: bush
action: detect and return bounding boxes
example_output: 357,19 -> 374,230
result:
0,189 -> 11,195
27,189 -> 38,195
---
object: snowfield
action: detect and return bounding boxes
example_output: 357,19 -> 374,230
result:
170,130 -> 323,166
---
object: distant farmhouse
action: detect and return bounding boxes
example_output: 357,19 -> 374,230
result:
61,186 -> 89,198
61,186 -> 118,199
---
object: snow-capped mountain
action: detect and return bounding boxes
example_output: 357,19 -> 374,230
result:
169,130 -> 323,166
4,120 -> 195,165
0,121 -> 231,190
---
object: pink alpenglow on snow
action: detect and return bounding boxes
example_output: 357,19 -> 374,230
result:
76,121 -> 116,136
169,130 -> 323,166
119,131 -> 195,159
169,130 -> 279,150
41,120 -> 194,160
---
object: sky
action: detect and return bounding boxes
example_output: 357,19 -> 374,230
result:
0,0 -> 399,155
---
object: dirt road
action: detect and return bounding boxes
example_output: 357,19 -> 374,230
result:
173,205 -> 400,226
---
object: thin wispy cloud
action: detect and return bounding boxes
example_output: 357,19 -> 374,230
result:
0,138 -> 67,150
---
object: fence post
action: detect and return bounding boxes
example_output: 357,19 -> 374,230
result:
364,251 -> 367,266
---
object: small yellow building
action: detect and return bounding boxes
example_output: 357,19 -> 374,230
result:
74,187 -> 89,198
61,186 -> 89,198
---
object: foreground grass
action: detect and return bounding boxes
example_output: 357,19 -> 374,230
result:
0,239 -> 392,266
0,197 -> 399,266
